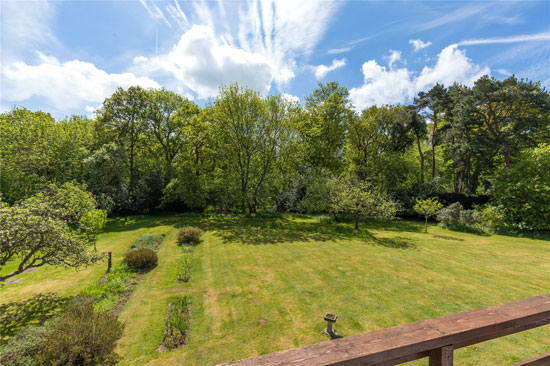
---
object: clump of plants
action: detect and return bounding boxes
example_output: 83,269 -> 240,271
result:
80,264 -> 135,312
122,248 -> 158,272
36,296 -> 124,366
162,296 -> 190,349
177,226 -> 203,245
176,257 -> 192,282
437,202 -> 485,233
0,324 -> 48,366
130,234 -> 165,252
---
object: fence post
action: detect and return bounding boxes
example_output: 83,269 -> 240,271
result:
429,345 -> 454,366
106,251 -> 112,273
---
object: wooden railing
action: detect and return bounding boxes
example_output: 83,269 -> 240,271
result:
219,294 -> 550,366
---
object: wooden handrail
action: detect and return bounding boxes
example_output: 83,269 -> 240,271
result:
219,294 -> 550,366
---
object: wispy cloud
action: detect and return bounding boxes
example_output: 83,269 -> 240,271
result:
409,39 -> 432,52
327,47 -> 353,55
0,0 -> 59,60
458,32 -> 550,46
311,58 -> 347,79
139,0 -> 172,28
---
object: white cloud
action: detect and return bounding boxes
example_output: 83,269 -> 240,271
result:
312,58 -> 347,79
384,50 -> 402,68
1,53 -> 160,111
350,45 -> 489,110
135,1 -> 340,92
458,32 -> 550,46
137,25 -> 275,98
281,93 -> 300,104
409,39 -> 432,52
497,68 -> 511,76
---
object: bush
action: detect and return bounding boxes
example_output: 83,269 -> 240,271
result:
492,144 -> 550,230
477,205 -> 509,232
80,265 -> 135,312
177,226 -> 203,245
162,296 -> 190,349
130,234 -> 165,252
176,257 -> 192,282
36,296 -> 123,366
437,202 -> 480,226
0,325 -> 47,366
122,248 -> 157,271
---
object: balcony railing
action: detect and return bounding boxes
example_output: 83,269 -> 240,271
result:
219,294 -> 550,366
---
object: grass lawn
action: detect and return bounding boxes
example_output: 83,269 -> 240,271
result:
1,214 -> 549,365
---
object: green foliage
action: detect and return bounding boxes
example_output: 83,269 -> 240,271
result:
80,209 -> 107,249
0,192 -> 103,281
130,234 -> 165,252
492,144 -> 550,230
437,202 -> 480,229
331,178 -> 397,229
122,248 -> 158,272
413,198 -> 443,232
477,205 -> 509,232
36,296 -> 123,366
80,265 -> 135,312
176,257 -> 192,282
162,296 -> 190,349
177,226 -> 203,245
0,324 -> 48,366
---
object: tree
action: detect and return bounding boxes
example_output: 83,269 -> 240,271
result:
416,83 -> 448,180
492,143 -> 550,230
213,83 -> 290,212
96,87 -> 149,207
80,209 -> 107,250
413,198 -> 443,232
300,82 -> 353,173
0,184 -> 101,281
331,179 -> 397,229
0,202 -> 102,281
145,89 -> 199,181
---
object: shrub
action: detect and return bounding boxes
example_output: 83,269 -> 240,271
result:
176,257 -> 192,282
130,234 -> 165,252
36,296 -> 123,366
80,265 -> 135,311
122,248 -> 157,271
177,226 -> 203,245
492,144 -> 550,230
437,202 -> 484,233
0,325 -> 47,366
162,296 -> 190,349
477,205 -> 509,232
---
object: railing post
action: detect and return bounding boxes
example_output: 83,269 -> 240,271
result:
429,345 -> 454,366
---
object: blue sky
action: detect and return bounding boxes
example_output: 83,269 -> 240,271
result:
1,0 -> 549,118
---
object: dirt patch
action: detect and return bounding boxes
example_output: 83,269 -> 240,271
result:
6,278 -> 21,284
303,291 -> 311,295
432,235 -> 464,242
258,318 -> 267,325
114,275 -> 142,315
23,268 -> 38,274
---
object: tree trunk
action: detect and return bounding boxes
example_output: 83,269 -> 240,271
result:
425,216 -> 428,233
416,137 -> 424,184
431,118 -> 437,180
0,270 -> 21,282
354,215 -> 359,230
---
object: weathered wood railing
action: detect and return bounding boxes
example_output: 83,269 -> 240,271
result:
219,294 -> 550,366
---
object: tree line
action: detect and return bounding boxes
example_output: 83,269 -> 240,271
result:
1,76 -> 549,230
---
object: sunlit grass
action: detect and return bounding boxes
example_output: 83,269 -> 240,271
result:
2,214 -> 549,365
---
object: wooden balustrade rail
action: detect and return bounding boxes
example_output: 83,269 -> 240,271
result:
219,294 -> 550,366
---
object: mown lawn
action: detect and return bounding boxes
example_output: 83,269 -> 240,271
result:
1,214 -> 549,365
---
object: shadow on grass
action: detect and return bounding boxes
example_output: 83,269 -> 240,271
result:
102,213 -> 418,249
0,293 -> 69,343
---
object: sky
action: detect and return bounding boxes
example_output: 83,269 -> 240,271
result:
1,0 -> 549,118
